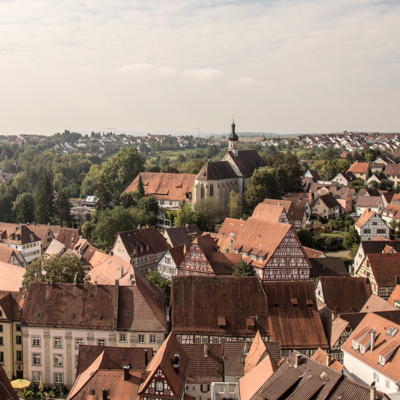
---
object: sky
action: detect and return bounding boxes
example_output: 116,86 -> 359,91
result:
1,0 -> 399,135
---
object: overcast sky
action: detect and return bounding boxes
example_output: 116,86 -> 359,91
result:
1,0 -> 399,135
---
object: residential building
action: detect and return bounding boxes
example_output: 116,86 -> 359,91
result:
370,163 -> 385,173
367,173 -> 389,187
383,163 -> 400,186
231,218 -> 311,281
0,363 -> 18,400
171,276 -> 328,356
330,186 -> 353,213
0,262 -> 25,291
163,224 -> 202,248
0,243 -> 26,267
178,234 -> 241,276
157,245 -> 185,280
21,281 -> 167,388
28,225 -> 54,253
0,290 -> 26,380
109,226 -> 169,274
342,312 -> 400,395
304,169 -> 322,181
67,333 -> 189,400
355,208 -> 389,241
332,171 -> 357,186
356,196 -> 384,216
0,224 -> 41,263
381,202 -> 400,226
388,285 -> 400,309
309,257 -> 349,281
347,162 -> 370,181
355,252 -> 400,299
310,193 -> 341,219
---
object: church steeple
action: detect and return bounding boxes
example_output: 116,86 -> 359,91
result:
228,118 -> 238,151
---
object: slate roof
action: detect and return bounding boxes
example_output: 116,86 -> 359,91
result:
225,150 -> 266,178
0,262 -> 25,291
76,345 -> 153,375
319,277 -> 372,314
367,253 -> 400,286
124,172 -> 196,201
164,225 -> 202,247
196,161 -> 237,181
0,363 -> 18,400
309,258 -> 349,279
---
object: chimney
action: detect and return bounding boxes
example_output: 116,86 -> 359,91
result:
138,224 -> 141,230
123,364 -> 130,381
370,331 -> 376,353
204,343 -> 208,357
119,266 -> 124,279
172,353 -> 180,371
326,354 -> 330,367
186,224 -> 189,230
370,385 -> 376,400
102,389 -> 108,400
294,353 -> 301,368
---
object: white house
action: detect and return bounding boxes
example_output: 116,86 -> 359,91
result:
157,245 -> 185,281
342,312 -> 400,395
355,208 -> 389,241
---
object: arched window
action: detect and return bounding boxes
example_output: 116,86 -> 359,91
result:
156,381 -> 163,392
201,184 -> 205,199
210,184 -> 214,197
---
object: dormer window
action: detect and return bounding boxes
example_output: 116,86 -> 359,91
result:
379,355 -> 385,365
258,256 -> 264,262
359,345 -> 365,354
243,252 -> 248,257
353,340 -> 359,350
251,254 -> 256,260
141,247 -> 143,252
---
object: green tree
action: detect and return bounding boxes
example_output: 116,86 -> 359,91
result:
55,190 -> 73,227
343,227 -> 361,249
146,269 -> 171,303
34,175 -> 54,224
137,174 -> 146,198
13,172 -> 32,194
194,197 -> 225,231
80,175 -> 98,198
94,175 -> 113,211
22,254 -> 89,289
228,191 -> 241,219
233,260 -> 256,277
297,229 -> 314,248
13,193 -> 35,223
138,196 -> 159,215
101,147 -> 146,198
389,219 -> 398,237
174,202 -> 197,227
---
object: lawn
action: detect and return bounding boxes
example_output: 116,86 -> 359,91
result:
147,148 -> 194,161
317,232 -> 345,238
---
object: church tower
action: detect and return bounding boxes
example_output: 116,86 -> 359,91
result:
228,119 -> 239,152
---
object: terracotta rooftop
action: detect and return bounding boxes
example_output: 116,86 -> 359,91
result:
45,239 -> 66,256
0,262 -> 25,291
167,245 -> 186,268
0,363 -> 18,400
259,199 -> 306,222
163,225 -> 202,248
316,193 -> 341,209
55,228 -> 83,250
384,163 -> 400,176
388,285 -> 400,307
303,247 -> 326,259
124,172 -> 196,201
318,277 -> 372,314
367,252 -> 400,286
0,243 -> 22,265
355,208 -> 379,228
218,218 -> 246,238
0,223 -> 41,246
244,331 -> 268,375
0,290 -> 26,322
27,225 -> 54,246
360,294 -> 397,312
310,348 -> 343,372
89,251 -> 111,268
348,162 -> 370,174
251,203 -> 289,223
342,312 -> 400,383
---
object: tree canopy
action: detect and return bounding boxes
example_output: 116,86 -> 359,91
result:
233,260 -> 256,277
146,269 -> 171,303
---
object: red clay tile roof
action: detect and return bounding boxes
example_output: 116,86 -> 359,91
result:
167,245 -> 186,268
76,345 -> 153,376
0,262 -> 25,291
311,348 -> 343,371
262,281 -> 328,350
252,204 -> 288,223
367,253 -> 400,286
388,285 -> 400,306
218,218 -> 245,238
27,225 -> 54,246
319,277 -> 372,314
348,162 -> 370,174
360,294 -> 397,312
244,331 -> 267,375
355,208 -> 377,228
0,290 -> 26,322
0,243 -> 19,265
139,333 -> 190,399
55,228 -> 83,250
303,247 -> 326,258
181,344 -> 224,383
0,223 -> 41,245
89,251 -> 111,268
124,172 -> 196,201
316,193 -> 341,209
164,225 -> 202,248
341,312 -> 400,383
0,363 -> 18,400
356,196 -> 382,208
259,199 -> 306,222
384,163 -> 400,177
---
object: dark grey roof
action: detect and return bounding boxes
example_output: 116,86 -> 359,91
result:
226,150 -> 266,178
361,240 -> 400,255
317,194 -> 341,209
196,161 -> 238,181
309,257 -> 349,278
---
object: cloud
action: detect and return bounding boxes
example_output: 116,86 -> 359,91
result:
182,68 -> 225,80
230,77 -> 270,88
118,63 -> 178,76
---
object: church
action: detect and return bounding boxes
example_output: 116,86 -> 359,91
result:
124,121 -> 266,225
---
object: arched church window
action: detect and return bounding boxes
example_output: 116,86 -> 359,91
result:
210,184 -> 214,197
201,184 -> 205,199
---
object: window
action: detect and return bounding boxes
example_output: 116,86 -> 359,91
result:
213,338 -> 219,344
210,184 -> 214,197
54,354 -> 63,367
201,384 -> 210,393
373,372 -> 379,382
156,381 -> 163,392
0,338 -> 3,346
32,337 -> 40,347
150,335 -> 156,343
377,229 -> 386,234
0,325 -> 2,332
54,337 -> 62,348
33,353 -> 41,365
75,338 -> 84,350
17,350 -> 22,361
0,352 -> 3,362
385,379 -> 391,389
120,333 -> 127,343
54,373 -> 63,384
0,311 -> 2,317
97,339 -> 106,346
364,229 -> 371,234
138,334 -> 145,343
32,372 -> 41,383
16,336 -> 22,345
373,222 -> 377,226
251,254 -> 256,259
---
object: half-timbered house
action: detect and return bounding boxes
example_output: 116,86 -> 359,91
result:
178,234 -> 241,276
355,208 -> 389,241
231,218 -> 311,281
157,245 -> 185,280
